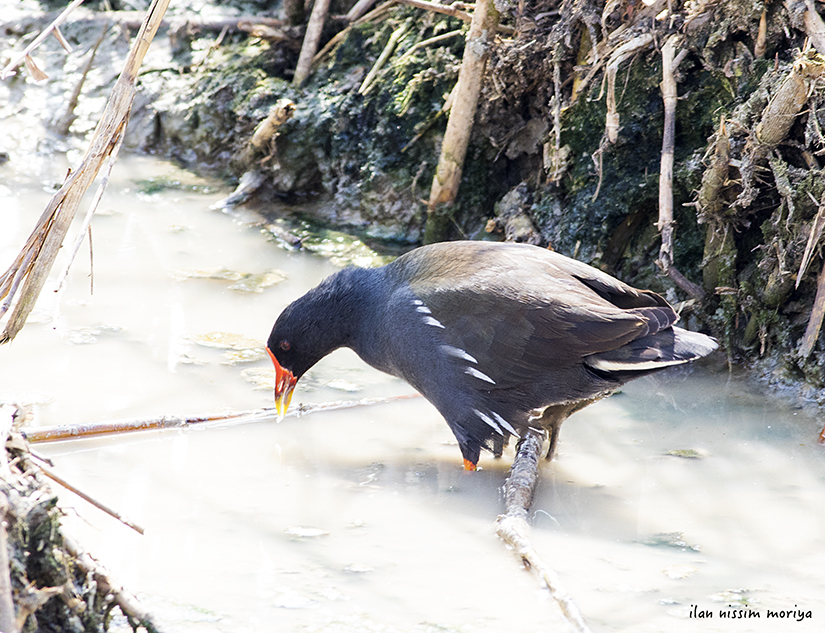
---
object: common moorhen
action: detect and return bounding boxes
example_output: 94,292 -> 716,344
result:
266,241 -> 717,469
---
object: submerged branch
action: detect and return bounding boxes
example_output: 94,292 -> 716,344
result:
23,394 -> 421,444
495,431 -> 593,633
36,463 -> 145,534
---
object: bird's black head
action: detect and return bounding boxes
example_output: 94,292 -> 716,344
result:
266,267 -> 376,417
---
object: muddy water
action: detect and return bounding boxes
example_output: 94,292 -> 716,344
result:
2,155 -> 825,632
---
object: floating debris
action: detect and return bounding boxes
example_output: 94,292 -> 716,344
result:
325,378 -> 362,392
227,270 -> 286,293
63,324 -> 123,345
240,367 -> 274,390
265,221 -> 398,268
171,267 -> 287,293
284,526 -> 329,538
708,589 -> 760,606
665,448 -> 707,459
221,348 -> 267,365
190,331 -> 260,351
639,532 -> 701,552
662,563 -> 699,580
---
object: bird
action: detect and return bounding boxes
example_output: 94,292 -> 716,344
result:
266,240 -> 718,470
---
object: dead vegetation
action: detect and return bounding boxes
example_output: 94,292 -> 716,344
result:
0,405 -> 162,633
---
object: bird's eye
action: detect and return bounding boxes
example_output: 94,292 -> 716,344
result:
279,340 -> 291,351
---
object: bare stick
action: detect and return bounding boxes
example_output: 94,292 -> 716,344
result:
53,23 -> 109,135
0,0 -> 87,79
397,0 -> 472,22
800,259 -> 825,358
424,0 -> 499,243
803,0 -> 825,55
797,193 -> 825,288
359,19 -> 411,95
22,393 -> 421,444
36,464 -> 145,535
346,0 -> 379,21
603,33 -> 654,144
54,130 -> 126,293
495,432 -> 593,633
312,1 -> 397,68
63,533 -> 164,633
657,34 -> 680,275
293,0 -> 332,87
395,29 -> 462,65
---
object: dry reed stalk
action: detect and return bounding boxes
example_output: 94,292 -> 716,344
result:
0,0 -> 171,344
424,0 -> 499,243
0,0 -> 86,80
23,394 -> 421,443
800,260 -> 825,359
657,35 -> 679,274
293,0 -> 332,86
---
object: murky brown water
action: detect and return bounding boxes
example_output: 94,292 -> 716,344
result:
2,154 -> 825,632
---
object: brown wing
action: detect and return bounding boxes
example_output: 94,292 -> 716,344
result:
400,241 -> 677,389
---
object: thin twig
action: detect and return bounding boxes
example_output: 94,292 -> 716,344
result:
53,22 -> 110,135
359,19 -> 411,95
22,393 -> 422,443
346,0 -> 380,21
0,0 -> 87,80
797,191 -> 825,288
35,463 -> 145,535
396,0 -> 473,22
395,29 -> 462,65
54,130 -> 126,293
312,1 -> 397,68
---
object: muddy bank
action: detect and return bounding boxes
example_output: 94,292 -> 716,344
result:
4,4 -> 825,413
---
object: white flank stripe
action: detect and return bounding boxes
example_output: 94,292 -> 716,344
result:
491,411 -> 518,436
412,299 -> 423,305
473,408 -> 503,435
423,316 -> 445,328
440,345 -> 478,364
586,357 -> 688,372
416,305 -> 432,314
465,367 -> 496,384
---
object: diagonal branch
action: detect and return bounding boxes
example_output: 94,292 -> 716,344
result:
0,0 -> 171,344
495,431 -> 594,633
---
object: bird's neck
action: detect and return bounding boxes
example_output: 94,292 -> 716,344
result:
302,266 -> 387,358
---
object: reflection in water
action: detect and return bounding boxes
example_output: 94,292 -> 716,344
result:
1,156 -> 824,632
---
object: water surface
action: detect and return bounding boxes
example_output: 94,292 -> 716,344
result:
1,155 -> 824,633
